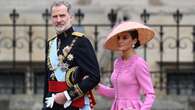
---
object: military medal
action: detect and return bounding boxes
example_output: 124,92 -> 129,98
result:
67,54 -> 74,61
63,46 -> 71,57
61,63 -> 69,71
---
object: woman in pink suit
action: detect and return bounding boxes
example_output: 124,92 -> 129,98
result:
97,21 -> 156,110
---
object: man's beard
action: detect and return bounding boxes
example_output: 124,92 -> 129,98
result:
55,26 -> 66,34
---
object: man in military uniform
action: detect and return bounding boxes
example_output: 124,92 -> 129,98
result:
42,1 -> 100,110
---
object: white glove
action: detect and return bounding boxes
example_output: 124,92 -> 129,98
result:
45,94 -> 55,108
63,91 -> 72,108
64,100 -> 72,108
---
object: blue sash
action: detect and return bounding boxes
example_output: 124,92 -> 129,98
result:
49,38 -> 66,81
49,37 -> 91,109
80,96 -> 91,110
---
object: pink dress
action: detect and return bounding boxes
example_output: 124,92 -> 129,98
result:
97,55 -> 155,110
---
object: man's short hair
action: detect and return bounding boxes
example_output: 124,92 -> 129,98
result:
50,1 -> 73,15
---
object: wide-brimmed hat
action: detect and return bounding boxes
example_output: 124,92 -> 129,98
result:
104,21 -> 155,50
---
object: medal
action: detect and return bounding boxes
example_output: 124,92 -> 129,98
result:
63,46 -> 71,57
60,63 -> 69,71
67,54 -> 74,61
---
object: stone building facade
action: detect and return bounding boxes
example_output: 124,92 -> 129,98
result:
0,0 -> 195,110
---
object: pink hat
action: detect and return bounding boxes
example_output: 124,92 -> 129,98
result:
104,21 -> 155,50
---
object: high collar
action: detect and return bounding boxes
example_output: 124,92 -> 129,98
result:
57,27 -> 74,39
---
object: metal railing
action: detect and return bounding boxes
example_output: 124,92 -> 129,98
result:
0,9 -> 195,95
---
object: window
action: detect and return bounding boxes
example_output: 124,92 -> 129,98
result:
167,71 -> 195,95
34,72 -> 45,94
0,71 -> 25,94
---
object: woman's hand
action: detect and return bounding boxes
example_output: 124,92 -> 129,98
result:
54,92 -> 67,105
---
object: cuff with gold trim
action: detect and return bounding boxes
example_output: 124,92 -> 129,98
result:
67,84 -> 84,100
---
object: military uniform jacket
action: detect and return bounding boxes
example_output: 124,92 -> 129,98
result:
43,27 -> 100,110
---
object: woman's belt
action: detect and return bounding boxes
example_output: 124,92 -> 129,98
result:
48,80 -> 84,108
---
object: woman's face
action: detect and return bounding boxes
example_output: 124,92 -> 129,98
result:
116,31 -> 136,51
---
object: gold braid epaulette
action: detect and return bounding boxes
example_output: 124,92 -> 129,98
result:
72,32 -> 85,37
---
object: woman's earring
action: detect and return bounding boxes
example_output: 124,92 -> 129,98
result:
132,44 -> 135,48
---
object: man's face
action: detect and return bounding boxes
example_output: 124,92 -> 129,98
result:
51,4 -> 72,33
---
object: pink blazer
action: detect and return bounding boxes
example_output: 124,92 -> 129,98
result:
97,55 -> 155,110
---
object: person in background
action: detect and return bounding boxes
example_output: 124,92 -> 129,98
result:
97,21 -> 156,110
42,1 -> 100,110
